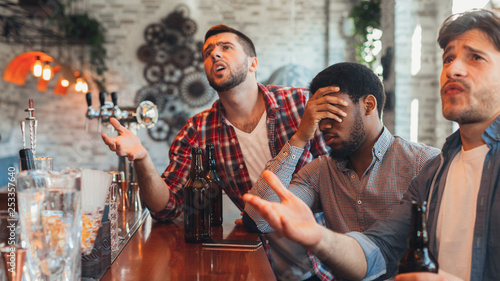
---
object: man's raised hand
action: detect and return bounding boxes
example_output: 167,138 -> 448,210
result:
243,170 -> 322,247
291,86 -> 347,148
101,118 -> 148,161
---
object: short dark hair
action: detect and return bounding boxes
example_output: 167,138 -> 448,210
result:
309,62 -> 385,118
204,24 -> 257,57
438,9 -> 500,51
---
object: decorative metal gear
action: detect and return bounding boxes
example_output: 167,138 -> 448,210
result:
143,63 -> 164,85
137,44 -> 156,63
166,112 -> 191,144
181,19 -> 197,37
137,7 -> 209,142
135,85 -> 167,112
174,4 -> 191,18
163,63 -> 182,84
163,83 -> 179,98
162,11 -> 185,30
161,29 -> 183,47
179,71 -> 216,108
144,24 -> 166,45
170,46 -> 194,70
154,82 -> 179,101
191,42 -> 205,72
154,47 -> 170,65
147,117 -> 170,141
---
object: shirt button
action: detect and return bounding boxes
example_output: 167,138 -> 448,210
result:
377,152 -> 382,157
283,152 -> 288,156
358,200 -> 362,205
291,155 -> 296,159
351,174 -> 355,179
239,164 -> 244,169
231,138 -> 236,143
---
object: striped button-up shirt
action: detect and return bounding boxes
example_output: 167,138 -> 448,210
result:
150,83 -> 329,221
246,127 -> 440,280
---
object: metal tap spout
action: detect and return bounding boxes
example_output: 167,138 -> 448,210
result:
85,92 -> 97,132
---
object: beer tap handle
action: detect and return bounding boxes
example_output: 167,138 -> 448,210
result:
86,92 -> 92,107
99,92 -> 106,108
110,91 -> 122,125
111,92 -> 118,107
98,92 -> 106,132
85,92 -> 94,132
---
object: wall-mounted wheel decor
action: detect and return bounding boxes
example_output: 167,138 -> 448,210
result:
136,4 -> 216,143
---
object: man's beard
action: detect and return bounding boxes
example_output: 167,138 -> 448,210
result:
208,66 -> 248,92
442,90 -> 494,125
329,113 -> 366,161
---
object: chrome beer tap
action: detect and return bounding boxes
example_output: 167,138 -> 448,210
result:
83,93 -> 159,211
85,92 -> 98,132
110,92 -> 122,121
84,91 -> 158,132
97,92 -> 113,132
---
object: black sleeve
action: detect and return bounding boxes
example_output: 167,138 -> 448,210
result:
242,211 -> 264,234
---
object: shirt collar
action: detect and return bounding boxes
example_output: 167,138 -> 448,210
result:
257,83 -> 279,119
335,126 -> 392,170
372,126 -> 393,161
442,114 -> 500,153
483,114 -> 500,145
217,83 -> 278,124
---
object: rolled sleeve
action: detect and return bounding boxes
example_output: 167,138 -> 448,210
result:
244,142 -> 304,232
346,232 -> 387,281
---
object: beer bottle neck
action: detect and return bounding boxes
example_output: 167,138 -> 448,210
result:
190,150 -> 204,177
206,147 -> 216,170
408,203 -> 429,249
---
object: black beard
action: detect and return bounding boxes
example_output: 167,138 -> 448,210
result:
329,113 -> 366,161
209,70 -> 247,92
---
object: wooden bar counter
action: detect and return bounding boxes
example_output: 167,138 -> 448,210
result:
100,198 -> 276,281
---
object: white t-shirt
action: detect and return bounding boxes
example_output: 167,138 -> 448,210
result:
226,112 -> 272,185
228,112 -> 315,279
436,144 -> 489,281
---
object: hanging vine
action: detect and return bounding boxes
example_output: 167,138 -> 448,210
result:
349,0 -> 381,68
61,13 -> 108,80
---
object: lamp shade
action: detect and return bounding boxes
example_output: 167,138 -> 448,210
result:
3,51 -> 54,86
37,65 -> 61,92
3,51 -> 78,95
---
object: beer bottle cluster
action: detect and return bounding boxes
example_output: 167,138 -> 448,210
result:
183,145 -> 224,243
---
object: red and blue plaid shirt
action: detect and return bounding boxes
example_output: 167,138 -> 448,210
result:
150,83 -> 329,221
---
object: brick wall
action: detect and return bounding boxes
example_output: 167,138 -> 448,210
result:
0,0 -> 347,173
0,0 -> 465,177
394,0 -> 454,147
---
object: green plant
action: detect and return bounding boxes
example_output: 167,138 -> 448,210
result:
61,13 -> 108,80
349,0 -> 381,68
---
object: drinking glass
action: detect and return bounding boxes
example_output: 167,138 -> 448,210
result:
33,157 -> 54,171
17,169 -> 81,281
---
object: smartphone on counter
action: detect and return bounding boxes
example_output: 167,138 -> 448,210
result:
202,238 -> 262,249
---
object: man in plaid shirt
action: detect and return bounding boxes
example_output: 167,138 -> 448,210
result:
102,24 -> 332,278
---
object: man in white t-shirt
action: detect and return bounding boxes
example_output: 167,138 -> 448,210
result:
244,9 -> 500,281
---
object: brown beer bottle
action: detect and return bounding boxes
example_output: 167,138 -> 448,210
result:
398,201 -> 438,274
205,144 -> 223,226
184,147 -> 211,243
